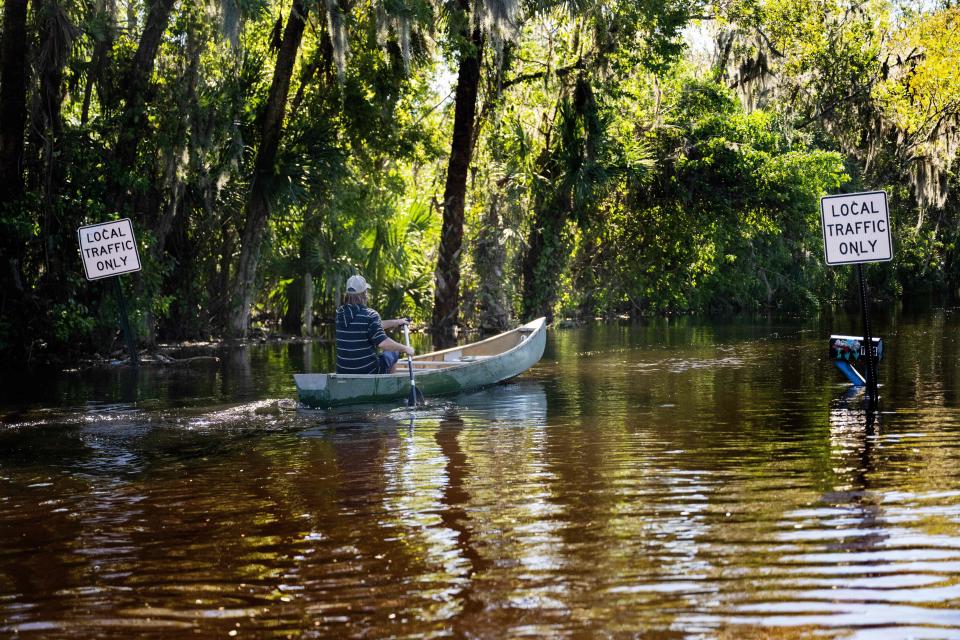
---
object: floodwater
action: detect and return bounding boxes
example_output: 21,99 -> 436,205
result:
1,309 -> 960,639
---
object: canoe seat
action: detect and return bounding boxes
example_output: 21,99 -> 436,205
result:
438,354 -> 494,363
406,355 -> 493,369
407,360 -> 459,369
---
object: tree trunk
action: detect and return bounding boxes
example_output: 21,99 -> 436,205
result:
111,0 -> 176,212
520,213 -> 545,320
215,226 -> 235,330
474,194 -> 510,334
521,149 -> 563,322
521,205 -> 568,323
229,0 -> 308,338
431,21 -> 484,349
281,276 -> 303,334
151,26 -> 200,259
81,0 -> 114,126
33,0 -> 78,283
302,271 -> 313,337
0,0 -> 29,208
32,1 -> 75,149
0,0 -> 30,307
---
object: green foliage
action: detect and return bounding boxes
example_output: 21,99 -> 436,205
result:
2,0 -> 960,362
894,227 -> 946,295
562,76 -> 849,316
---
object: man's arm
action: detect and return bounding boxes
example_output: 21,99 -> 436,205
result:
379,337 -> 414,356
370,315 -> 412,354
381,318 -> 410,330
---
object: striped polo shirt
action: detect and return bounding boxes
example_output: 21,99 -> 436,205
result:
335,304 -> 389,373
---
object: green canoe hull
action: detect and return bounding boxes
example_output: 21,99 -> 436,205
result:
294,318 -> 546,408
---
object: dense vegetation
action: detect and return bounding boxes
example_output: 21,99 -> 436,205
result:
1,0 -> 958,360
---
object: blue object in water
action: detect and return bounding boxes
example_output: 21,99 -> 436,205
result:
828,335 -> 883,362
828,334 -> 883,387
834,360 -> 866,386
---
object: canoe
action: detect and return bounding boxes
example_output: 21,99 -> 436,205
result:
294,317 -> 547,408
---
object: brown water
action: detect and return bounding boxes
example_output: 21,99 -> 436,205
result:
2,310 -> 960,639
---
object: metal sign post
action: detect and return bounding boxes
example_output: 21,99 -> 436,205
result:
77,218 -> 142,366
856,264 -> 878,402
820,191 -> 892,406
113,277 -> 139,367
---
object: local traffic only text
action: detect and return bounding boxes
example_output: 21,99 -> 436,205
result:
820,192 -> 892,265
81,227 -> 135,270
823,216 -> 888,257
77,218 -> 142,280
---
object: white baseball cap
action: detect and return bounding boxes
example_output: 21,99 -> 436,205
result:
346,274 -> 370,293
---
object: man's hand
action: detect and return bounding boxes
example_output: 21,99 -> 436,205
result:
403,345 -> 415,357
383,318 -> 411,330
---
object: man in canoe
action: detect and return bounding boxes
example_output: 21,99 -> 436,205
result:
335,275 -> 414,374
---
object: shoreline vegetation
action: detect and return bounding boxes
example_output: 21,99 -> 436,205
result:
55,299 -> 943,371
1,0 -> 959,366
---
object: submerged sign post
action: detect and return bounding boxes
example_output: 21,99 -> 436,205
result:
820,191 -> 892,405
78,219 -> 141,366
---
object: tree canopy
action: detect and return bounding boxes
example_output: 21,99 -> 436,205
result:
0,0 -> 958,361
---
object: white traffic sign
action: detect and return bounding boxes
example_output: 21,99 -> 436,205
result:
77,218 -> 142,280
820,191 -> 892,265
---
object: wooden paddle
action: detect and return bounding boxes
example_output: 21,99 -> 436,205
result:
402,322 -> 419,407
